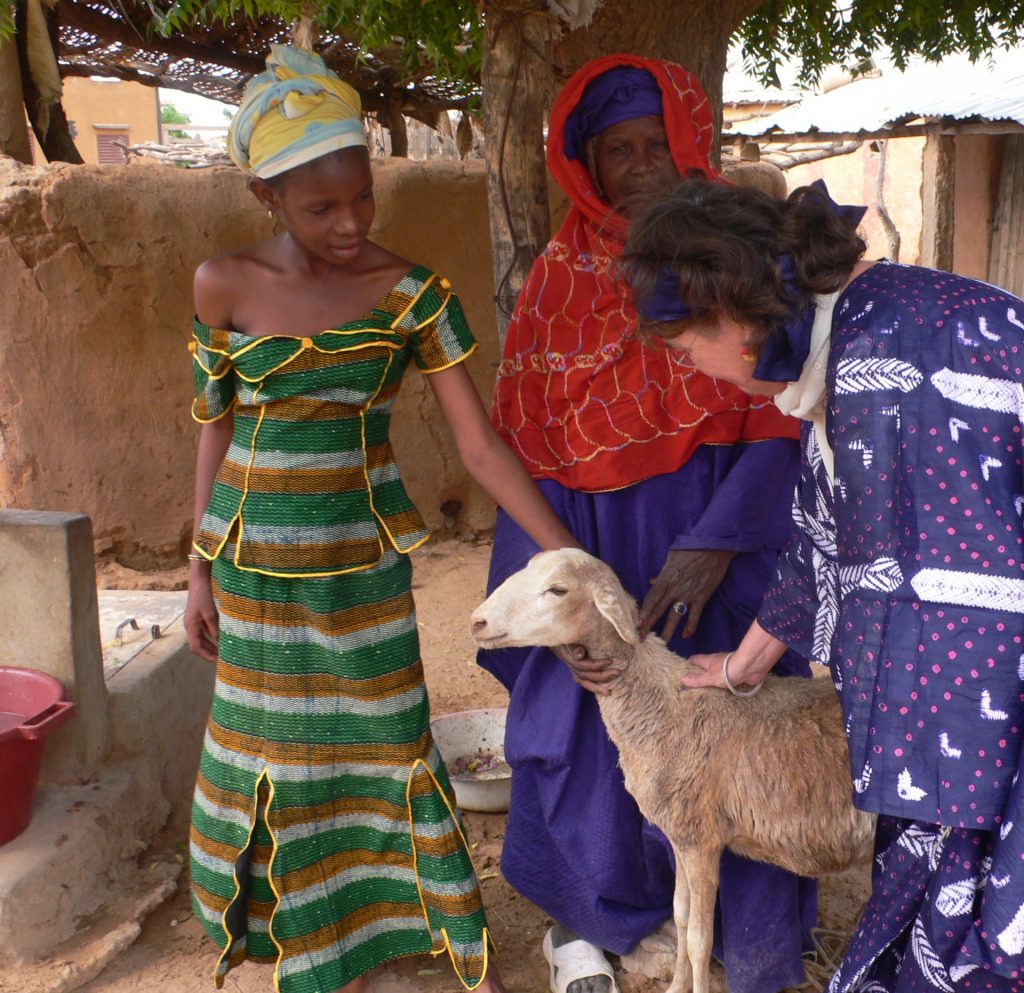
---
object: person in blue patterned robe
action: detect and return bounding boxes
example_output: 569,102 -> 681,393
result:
617,178 -> 1024,993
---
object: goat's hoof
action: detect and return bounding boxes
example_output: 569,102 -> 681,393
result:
663,974 -> 693,993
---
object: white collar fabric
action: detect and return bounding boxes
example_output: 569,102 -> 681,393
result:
772,290 -> 841,482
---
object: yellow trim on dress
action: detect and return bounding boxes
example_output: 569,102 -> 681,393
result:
190,337 -> 233,358
199,545 -> 423,580
411,288 -> 454,333
212,769 -> 266,988
191,397 -> 237,424
389,273 -> 438,330
419,342 -> 479,376
192,331 -> 405,385
213,764 -> 491,991
231,400 -> 266,573
229,339 -> 405,384
405,756 -> 495,992
263,772 -> 287,993
189,270 -> 467,577
190,348 -> 235,382
358,351 -> 402,559
197,356 -> 434,579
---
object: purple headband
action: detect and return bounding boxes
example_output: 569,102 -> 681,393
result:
563,67 -> 663,162
634,267 -> 693,323
633,181 -> 867,381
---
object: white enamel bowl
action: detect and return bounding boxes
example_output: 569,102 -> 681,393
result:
431,707 -> 511,813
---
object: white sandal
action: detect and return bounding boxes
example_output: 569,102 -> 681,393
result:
542,926 -> 620,993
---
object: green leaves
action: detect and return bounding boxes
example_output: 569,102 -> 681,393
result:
0,0 -> 15,40
739,0 -> 1024,84
320,0 -> 481,75
147,0 -> 480,88
4,0 -> 1022,94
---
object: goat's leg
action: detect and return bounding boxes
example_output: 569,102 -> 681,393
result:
673,847 -> 719,993
664,849 -> 692,993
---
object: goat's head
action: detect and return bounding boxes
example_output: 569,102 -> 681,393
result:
471,549 -> 638,660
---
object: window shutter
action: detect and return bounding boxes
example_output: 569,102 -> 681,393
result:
96,131 -> 129,164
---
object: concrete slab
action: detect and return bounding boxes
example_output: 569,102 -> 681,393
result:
106,618 -> 213,811
0,758 -> 177,964
0,609 -> 214,975
97,590 -> 187,677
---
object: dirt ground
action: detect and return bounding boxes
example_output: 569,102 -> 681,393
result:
65,536 -> 869,993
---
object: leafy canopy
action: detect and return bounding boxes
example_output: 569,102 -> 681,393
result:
160,103 -> 190,124
146,0 -> 477,86
739,1 -> 1024,84
3,0 -> 1024,90
161,102 -> 191,138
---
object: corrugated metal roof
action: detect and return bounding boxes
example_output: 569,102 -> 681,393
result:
729,49 -> 1024,138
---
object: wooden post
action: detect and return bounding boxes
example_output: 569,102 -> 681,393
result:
381,95 -> 409,158
0,36 -> 33,162
988,135 -> 1024,298
481,0 -> 556,348
920,131 -> 955,271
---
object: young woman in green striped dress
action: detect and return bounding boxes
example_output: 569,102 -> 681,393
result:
183,45 -> 577,993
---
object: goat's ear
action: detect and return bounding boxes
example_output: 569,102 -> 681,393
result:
593,584 -> 639,645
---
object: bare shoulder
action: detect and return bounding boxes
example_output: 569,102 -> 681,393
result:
193,244 -> 275,328
361,240 -> 415,281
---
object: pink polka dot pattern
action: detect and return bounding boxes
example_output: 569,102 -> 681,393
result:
757,262 -> 1024,990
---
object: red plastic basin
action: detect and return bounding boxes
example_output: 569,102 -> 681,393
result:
0,666 -> 76,846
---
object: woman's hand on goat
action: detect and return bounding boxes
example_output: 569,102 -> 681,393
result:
639,548 -> 734,642
683,622 -> 789,691
553,644 -> 622,695
684,652 -> 743,691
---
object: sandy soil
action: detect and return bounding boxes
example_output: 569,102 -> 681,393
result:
61,536 -> 869,993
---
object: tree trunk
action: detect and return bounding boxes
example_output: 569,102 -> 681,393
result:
920,131 -> 955,271
479,0 -> 761,350
375,94 -> 409,157
553,0 -> 763,167
0,37 -> 33,162
874,139 -> 901,262
384,98 -> 409,157
14,0 -> 83,164
481,0 -> 557,346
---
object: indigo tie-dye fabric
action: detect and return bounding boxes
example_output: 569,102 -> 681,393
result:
759,260 -> 1024,992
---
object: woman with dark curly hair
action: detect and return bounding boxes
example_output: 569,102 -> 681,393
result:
622,178 -> 1024,993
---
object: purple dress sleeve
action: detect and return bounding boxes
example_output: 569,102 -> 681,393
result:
669,437 -> 799,554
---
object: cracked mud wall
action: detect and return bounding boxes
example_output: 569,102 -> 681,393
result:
0,156 -> 501,569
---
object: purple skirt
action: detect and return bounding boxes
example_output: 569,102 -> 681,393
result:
480,448 -> 817,993
831,816 -> 1024,993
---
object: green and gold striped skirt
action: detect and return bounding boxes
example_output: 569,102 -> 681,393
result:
189,548 -> 492,992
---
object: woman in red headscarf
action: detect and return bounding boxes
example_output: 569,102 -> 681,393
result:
480,55 -> 813,993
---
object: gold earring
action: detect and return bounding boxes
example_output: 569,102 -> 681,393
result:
741,347 -> 757,364
267,210 -> 273,219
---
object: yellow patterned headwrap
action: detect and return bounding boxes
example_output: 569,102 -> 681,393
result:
228,44 -> 367,179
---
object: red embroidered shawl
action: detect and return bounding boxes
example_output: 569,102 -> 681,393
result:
492,54 -> 798,492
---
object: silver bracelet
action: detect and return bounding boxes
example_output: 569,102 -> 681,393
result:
722,651 -> 764,697
187,551 -> 207,562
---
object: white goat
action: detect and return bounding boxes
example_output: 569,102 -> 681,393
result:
471,548 -> 874,993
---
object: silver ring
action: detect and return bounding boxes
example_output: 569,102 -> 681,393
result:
722,651 -> 764,697
672,601 -> 688,616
